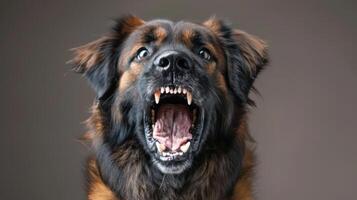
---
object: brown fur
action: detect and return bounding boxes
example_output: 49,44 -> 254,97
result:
180,28 -> 194,48
118,63 -> 143,93
88,159 -> 118,200
154,26 -> 167,44
232,30 -> 268,75
71,36 -> 110,73
73,16 -> 268,200
84,104 -> 256,200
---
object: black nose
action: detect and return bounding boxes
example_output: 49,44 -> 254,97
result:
154,51 -> 191,71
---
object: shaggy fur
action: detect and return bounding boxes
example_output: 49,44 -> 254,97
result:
72,15 -> 268,200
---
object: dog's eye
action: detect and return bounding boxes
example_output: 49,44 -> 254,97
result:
136,47 -> 150,61
198,48 -> 211,61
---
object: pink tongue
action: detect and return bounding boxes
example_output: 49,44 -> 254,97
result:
153,104 -> 192,151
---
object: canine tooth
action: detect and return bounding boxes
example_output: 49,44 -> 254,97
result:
174,88 -> 177,94
180,142 -> 190,153
170,89 -> 174,94
165,87 -> 170,93
156,142 -> 162,153
183,88 -> 187,94
156,142 -> 166,153
161,87 -> 165,93
187,92 -> 192,105
178,87 -> 182,93
154,91 -> 161,104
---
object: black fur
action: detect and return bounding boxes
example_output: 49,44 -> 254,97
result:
73,16 -> 268,200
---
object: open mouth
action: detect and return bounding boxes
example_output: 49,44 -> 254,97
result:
144,85 -> 203,172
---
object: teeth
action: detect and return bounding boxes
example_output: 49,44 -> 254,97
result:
186,92 -> 192,105
156,86 -> 192,104
180,142 -> 190,153
154,91 -> 161,104
156,142 -> 166,153
165,87 -> 170,93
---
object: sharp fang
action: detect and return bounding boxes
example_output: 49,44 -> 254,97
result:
187,92 -> 192,105
161,87 -> 165,93
165,87 -> 170,93
183,88 -> 187,94
170,89 -> 174,94
154,91 -> 160,104
178,87 -> 182,93
174,88 -> 177,94
156,142 -> 166,153
180,142 -> 190,153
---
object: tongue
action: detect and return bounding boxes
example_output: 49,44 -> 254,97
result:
153,104 -> 192,151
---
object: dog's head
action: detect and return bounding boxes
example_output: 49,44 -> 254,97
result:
72,15 -> 268,174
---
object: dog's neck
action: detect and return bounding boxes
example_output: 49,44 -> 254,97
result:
89,136 -> 253,200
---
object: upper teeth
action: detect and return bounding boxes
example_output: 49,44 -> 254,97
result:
156,142 -> 166,153
155,86 -> 192,105
180,141 -> 190,153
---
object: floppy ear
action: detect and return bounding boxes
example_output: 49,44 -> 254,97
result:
71,15 -> 144,99
203,18 -> 268,103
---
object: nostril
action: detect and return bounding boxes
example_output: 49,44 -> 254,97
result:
158,57 -> 170,68
176,58 -> 189,70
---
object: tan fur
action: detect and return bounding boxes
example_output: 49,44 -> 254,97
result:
231,149 -> 255,200
86,110 -> 256,200
232,30 -> 268,75
154,26 -> 167,44
72,15 -> 144,73
118,16 -> 145,36
119,43 -> 144,69
81,103 -> 105,141
180,28 -> 194,48
203,18 -> 267,77
77,17 -> 266,200
118,63 -> 143,93
202,17 -> 222,35
88,159 -> 119,200
206,61 -> 217,75
216,73 -> 228,95
71,36 -> 111,72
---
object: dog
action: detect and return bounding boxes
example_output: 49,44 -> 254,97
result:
72,15 -> 268,200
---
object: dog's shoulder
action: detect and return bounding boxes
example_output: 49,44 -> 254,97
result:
232,148 -> 255,200
87,158 -> 119,200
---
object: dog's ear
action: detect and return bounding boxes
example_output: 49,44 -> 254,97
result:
71,15 -> 144,99
203,18 -> 268,103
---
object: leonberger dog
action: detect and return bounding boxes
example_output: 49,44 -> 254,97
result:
72,15 -> 268,200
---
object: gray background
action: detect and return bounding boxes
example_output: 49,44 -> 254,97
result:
1,0 -> 356,199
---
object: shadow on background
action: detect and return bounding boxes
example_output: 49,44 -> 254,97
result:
0,0 -> 356,199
